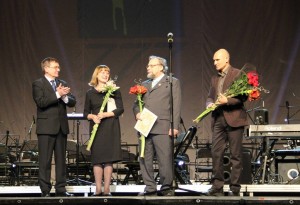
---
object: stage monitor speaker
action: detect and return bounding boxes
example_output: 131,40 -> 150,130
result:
224,149 -> 252,184
254,109 -> 268,125
278,156 -> 300,183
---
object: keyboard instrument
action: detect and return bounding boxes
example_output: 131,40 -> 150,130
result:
245,124 -> 300,139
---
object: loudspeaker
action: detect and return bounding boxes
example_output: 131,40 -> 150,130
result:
224,150 -> 252,184
278,156 -> 300,183
254,109 -> 269,125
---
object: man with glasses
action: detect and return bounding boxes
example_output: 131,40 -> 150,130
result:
32,57 -> 76,197
133,55 -> 182,196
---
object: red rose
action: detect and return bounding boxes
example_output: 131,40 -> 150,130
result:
129,85 -> 147,95
249,89 -> 260,101
247,71 -> 259,87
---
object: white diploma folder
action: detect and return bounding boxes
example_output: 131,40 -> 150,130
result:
134,108 -> 158,137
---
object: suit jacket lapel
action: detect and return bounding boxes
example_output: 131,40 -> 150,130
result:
43,76 -> 56,93
144,79 -> 152,95
222,67 -> 234,92
151,75 -> 167,92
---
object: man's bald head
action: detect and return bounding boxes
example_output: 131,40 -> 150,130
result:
213,49 -> 230,72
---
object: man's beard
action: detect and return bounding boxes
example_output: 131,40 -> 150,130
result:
147,73 -> 154,79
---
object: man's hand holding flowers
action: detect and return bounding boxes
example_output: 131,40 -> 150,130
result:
216,93 -> 228,105
194,64 -> 269,123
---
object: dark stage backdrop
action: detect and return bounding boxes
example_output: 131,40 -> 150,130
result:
1,0 -> 300,149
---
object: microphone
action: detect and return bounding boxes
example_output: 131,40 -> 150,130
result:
286,101 -> 289,108
167,32 -> 173,43
33,115 -> 35,124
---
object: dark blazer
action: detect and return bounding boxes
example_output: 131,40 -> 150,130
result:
133,74 -> 182,134
206,66 -> 248,128
32,76 -> 76,135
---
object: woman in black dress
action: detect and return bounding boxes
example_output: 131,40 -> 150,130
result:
84,65 -> 124,196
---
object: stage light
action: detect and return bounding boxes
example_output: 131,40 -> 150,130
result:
177,160 -> 185,166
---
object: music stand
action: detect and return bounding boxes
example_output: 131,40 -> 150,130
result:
67,113 -> 92,185
16,139 -> 39,185
0,132 -> 20,185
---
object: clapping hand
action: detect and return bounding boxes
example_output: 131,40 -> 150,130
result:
57,83 -> 71,96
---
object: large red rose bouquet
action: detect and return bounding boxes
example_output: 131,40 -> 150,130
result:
193,64 -> 269,123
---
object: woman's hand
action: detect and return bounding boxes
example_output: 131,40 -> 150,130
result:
91,114 -> 101,124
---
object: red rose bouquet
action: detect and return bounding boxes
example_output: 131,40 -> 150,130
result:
193,64 -> 269,123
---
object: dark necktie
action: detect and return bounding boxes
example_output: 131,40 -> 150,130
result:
50,80 -> 56,91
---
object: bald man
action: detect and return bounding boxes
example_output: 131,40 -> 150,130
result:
205,49 -> 248,196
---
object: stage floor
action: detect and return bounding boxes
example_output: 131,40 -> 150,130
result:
1,184 -> 300,205
1,195 -> 300,205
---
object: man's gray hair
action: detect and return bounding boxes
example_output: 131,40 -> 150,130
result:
149,55 -> 168,73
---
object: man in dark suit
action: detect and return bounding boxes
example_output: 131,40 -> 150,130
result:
133,55 -> 182,196
32,57 -> 76,197
206,49 -> 248,196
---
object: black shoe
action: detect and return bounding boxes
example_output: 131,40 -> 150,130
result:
159,189 -> 175,196
92,193 -> 102,196
206,188 -> 224,196
55,192 -> 74,197
41,191 -> 50,197
228,190 -> 240,196
103,193 -> 112,196
138,191 -> 157,196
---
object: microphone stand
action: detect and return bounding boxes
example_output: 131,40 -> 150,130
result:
167,33 -> 177,192
286,101 -> 290,124
66,112 -> 92,186
167,34 -> 202,195
28,116 -> 35,141
285,101 -> 298,148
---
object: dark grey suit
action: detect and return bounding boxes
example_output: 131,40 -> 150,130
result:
32,76 -> 76,193
133,74 -> 181,192
206,66 -> 248,192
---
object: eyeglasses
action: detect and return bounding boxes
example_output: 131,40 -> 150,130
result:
146,64 -> 162,68
47,66 -> 60,69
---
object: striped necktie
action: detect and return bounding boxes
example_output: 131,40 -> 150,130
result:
50,80 -> 56,91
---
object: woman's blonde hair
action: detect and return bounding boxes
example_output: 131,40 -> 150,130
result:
89,65 -> 110,86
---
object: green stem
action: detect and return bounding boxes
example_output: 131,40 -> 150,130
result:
86,91 -> 112,151
137,94 -> 145,158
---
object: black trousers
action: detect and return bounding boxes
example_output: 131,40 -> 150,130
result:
38,130 -> 67,193
211,114 -> 244,192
